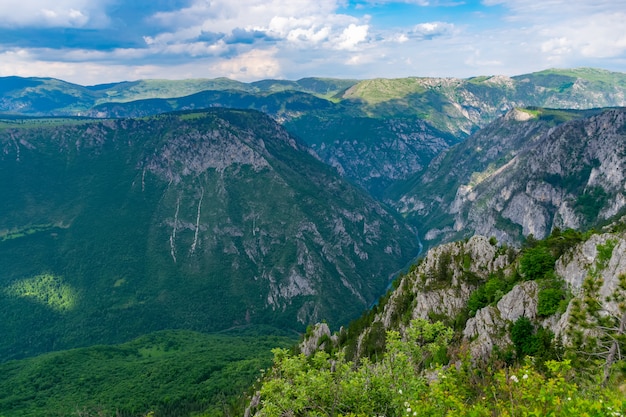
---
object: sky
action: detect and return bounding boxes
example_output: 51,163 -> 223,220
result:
0,0 -> 624,85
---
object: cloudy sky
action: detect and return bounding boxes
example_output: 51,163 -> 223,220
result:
0,0 -> 624,85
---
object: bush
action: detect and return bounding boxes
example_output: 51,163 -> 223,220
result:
467,273 -> 517,316
519,246 -> 556,280
510,316 -> 538,359
537,288 -> 565,317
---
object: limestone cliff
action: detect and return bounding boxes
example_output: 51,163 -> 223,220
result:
395,107 -> 626,248
307,229 -> 626,365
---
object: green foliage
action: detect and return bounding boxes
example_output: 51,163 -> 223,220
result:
389,285 -> 416,327
424,250 -> 454,290
596,239 -> 617,269
361,322 -> 387,360
467,272 -> 518,316
252,320 -> 625,417
575,186 -> 609,225
537,288 -> 566,317
519,245 -> 556,280
568,258 -> 626,384
254,319 -> 453,417
4,273 -> 77,312
510,316 -> 538,359
0,329 -> 294,417
537,275 -> 569,317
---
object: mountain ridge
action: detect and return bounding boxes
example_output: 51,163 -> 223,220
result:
0,108 -> 419,362
3,68 -> 626,197
393,106 -> 626,248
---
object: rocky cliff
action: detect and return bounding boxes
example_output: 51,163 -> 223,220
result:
3,68 -> 625,198
394,107 -> 626,247
315,228 -> 626,364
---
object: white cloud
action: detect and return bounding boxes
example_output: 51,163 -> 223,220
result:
208,48 -> 282,80
0,46 -> 281,84
148,0 -> 362,51
539,12 -> 626,59
412,21 -> 456,38
0,0 -> 109,28
335,24 -> 369,50
0,0 -> 624,85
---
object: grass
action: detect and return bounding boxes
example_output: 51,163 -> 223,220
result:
342,78 -> 428,105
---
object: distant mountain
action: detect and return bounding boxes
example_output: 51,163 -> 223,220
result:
2,68 -> 625,197
392,107 -> 626,247
340,67 -> 626,135
0,109 -> 419,361
0,76 -> 358,116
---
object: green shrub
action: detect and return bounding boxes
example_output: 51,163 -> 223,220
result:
510,316 -> 538,359
519,246 -> 556,280
596,239 -> 617,269
537,288 -> 566,317
468,273 -> 517,316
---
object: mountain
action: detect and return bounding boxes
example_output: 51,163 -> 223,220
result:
3,68 -> 626,198
0,108 -> 419,361
83,68 -> 626,196
393,107 -> 626,247
249,228 -> 626,416
339,67 -> 626,135
0,76 -> 357,116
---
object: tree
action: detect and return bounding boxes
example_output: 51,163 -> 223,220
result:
568,240 -> 626,385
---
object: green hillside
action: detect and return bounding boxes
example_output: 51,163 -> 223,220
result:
0,109 -> 419,362
0,329 -> 294,417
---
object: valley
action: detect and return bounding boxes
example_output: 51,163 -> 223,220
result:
1,68 -> 625,416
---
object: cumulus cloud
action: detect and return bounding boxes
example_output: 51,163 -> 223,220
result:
207,47 -> 282,80
410,21 -> 456,39
0,0 -> 109,28
335,24 -> 369,50
0,0 -> 623,84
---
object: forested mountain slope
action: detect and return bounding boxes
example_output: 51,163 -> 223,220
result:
3,68 -> 625,197
0,109 -> 419,362
393,107 -> 626,247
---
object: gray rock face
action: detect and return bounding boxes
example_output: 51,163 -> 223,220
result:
463,306 -> 508,359
298,229 -> 625,362
552,233 -> 626,342
398,108 -> 626,248
463,281 -> 538,358
299,323 -> 336,356
349,236 -> 510,358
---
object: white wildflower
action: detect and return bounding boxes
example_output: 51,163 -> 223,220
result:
522,374 -> 528,380
510,375 -> 519,383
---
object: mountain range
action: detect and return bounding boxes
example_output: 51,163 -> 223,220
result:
2,68 -> 626,197
1,67 -> 626,416
393,107 -> 626,247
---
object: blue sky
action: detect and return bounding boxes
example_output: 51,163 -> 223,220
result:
0,0 -> 624,85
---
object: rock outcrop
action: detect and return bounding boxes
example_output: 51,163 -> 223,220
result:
396,107 -> 626,248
